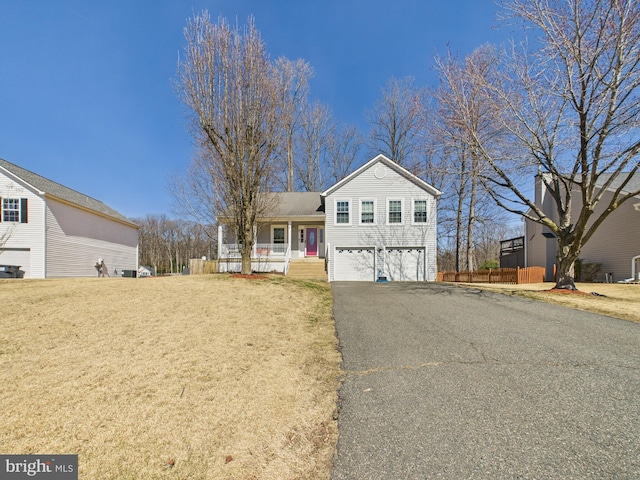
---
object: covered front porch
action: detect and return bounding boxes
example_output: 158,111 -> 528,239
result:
217,220 -> 325,274
217,192 -> 326,274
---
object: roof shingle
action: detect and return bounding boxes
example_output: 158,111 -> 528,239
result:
0,158 -> 136,226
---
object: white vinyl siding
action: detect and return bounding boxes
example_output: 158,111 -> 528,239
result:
45,198 -> 138,277
0,176 -> 46,278
324,158 -> 439,282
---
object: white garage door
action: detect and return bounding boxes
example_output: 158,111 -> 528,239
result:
385,248 -> 425,281
0,248 -> 31,278
333,247 -> 375,281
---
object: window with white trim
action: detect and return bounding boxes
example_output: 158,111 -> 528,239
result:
1,198 -> 28,223
387,199 -> 403,224
360,199 -> 375,224
335,200 -> 351,225
272,227 -> 285,244
413,199 -> 428,223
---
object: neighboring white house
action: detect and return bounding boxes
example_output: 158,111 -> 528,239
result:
138,265 -> 155,277
526,172 -> 640,282
0,158 -> 139,278
218,154 -> 442,281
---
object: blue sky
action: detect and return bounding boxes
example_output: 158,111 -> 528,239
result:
0,1 -> 508,219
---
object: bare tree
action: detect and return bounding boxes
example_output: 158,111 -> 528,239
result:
0,224 -> 15,254
437,0 -> 640,289
326,124 -> 364,185
168,147 -> 219,241
367,76 -> 423,166
294,101 -> 332,191
135,214 -> 213,274
434,46 -> 502,272
175,13 -> 281,274
274,57 -> 313,192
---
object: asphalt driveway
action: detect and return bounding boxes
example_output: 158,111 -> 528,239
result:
330,282 -> 640,479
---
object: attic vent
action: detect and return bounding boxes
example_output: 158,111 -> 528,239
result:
374,166 -> 387,179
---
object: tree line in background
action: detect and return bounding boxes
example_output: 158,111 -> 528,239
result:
133,214 -> 213,275
139,0 -> 640,287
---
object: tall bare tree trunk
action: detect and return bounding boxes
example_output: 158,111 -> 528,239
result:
455,175 -> 465,272
466,153 -> 478,272
175,14 -> 283,275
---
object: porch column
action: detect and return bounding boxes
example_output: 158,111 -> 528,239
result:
217,224 -> 223,259
252,225 -> 257,258
287,221 -> 292,252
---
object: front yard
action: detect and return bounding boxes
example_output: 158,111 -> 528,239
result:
0,275 -> 341,479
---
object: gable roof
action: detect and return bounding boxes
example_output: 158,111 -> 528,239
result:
321,154 -> 442,198
262,192 -> 324,218
595,171 -> 640,198
0,158 -> 137,228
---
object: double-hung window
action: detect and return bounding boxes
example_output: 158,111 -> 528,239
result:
387,199 -> 403,224
335,200 -> 351,225
413,199 -> 428,224
270,226 -> 286,254
273,227 -> 285,244
360,200 -> 375,224
1,198 -> 27,223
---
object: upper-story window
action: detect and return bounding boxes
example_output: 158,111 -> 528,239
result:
1,198 -> 27,223
360,199 -> 375,224
336,200 -> 351,225
413,199 -> 428,223
387,199 -> 403,224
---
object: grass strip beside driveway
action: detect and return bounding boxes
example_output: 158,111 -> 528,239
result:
453,282 -> 640,323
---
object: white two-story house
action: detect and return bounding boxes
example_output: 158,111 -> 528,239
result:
0,158 -> 139,278
217,154 -> 442,281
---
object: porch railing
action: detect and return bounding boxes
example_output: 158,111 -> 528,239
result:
284,243 -> 292,274
220,243 -> 288,258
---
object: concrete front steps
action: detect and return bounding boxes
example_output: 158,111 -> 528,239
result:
287,258 -> 327,280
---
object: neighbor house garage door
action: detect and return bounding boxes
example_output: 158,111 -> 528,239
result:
384,247 -> 425,281
0,248 -> 31,278
333,247 -> 375,281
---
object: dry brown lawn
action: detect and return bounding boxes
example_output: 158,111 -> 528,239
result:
458,281 -> 640,322
0,275 -> 341,479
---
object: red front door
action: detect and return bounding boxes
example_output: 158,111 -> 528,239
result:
306,228 -> 318,256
